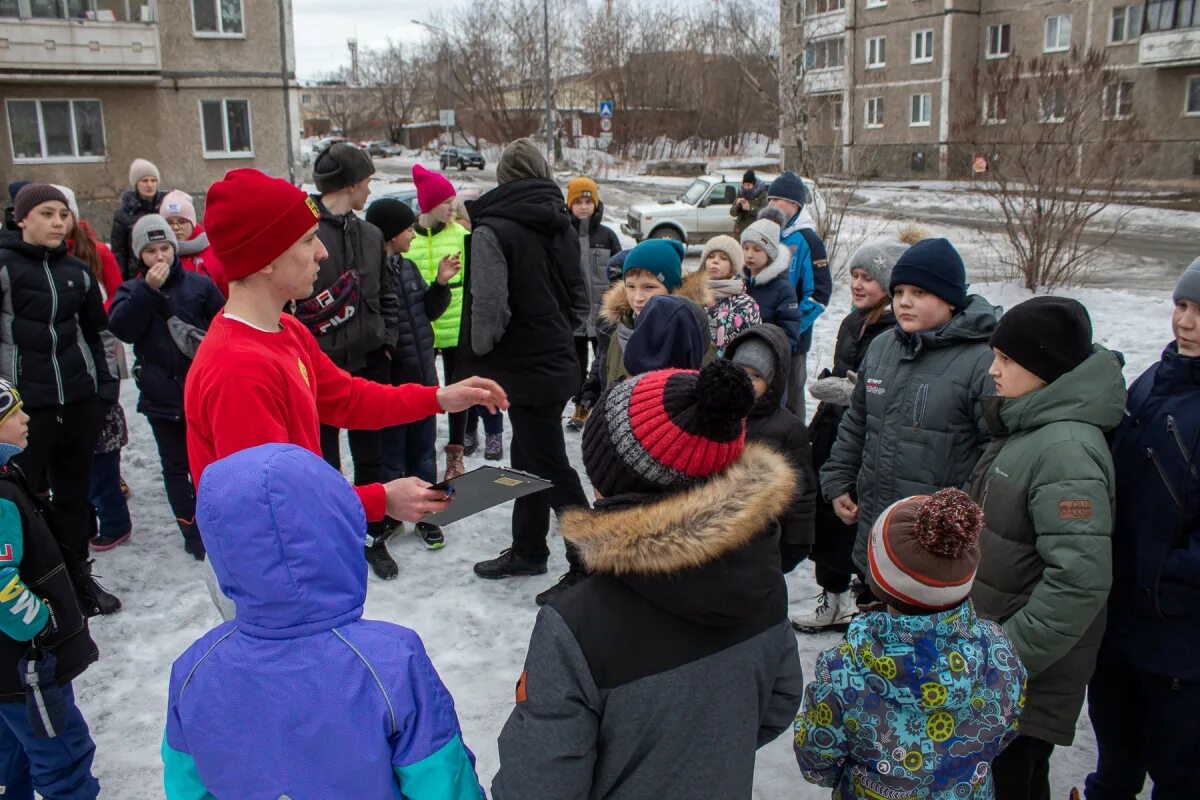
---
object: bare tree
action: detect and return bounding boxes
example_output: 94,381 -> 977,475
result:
315,86 -> 371,141
954,48 -> 1150,289
361,42 -> 426,144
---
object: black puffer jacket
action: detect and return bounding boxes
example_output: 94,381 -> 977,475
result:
0,238 -> 118,409
110,189 -> 165,279
723,323 -> 817,572
386,254 -> 451,387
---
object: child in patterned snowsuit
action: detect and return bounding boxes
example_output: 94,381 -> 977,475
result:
795,489 -> 1026,799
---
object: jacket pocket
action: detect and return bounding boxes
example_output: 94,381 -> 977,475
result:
912,383 -> 929,431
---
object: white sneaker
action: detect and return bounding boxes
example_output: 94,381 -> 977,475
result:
792,590 -> 856,633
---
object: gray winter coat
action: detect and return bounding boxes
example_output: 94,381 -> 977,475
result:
573,203 -> 622,338
819,294 -> 1000,574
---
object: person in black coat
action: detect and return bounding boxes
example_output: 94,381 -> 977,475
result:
108,215 -> 223,560
365,197 -> 457,566
724,323 -> 817,574
110,159 -> 166,279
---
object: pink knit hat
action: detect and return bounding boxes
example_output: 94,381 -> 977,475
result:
412,164 -> 455,214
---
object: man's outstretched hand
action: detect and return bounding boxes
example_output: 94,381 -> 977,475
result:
384,477 -> 452,523
437,377 -> 509,414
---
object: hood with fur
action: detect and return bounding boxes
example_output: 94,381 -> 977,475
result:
745,245 -> 792,288
599,267 -> 711,328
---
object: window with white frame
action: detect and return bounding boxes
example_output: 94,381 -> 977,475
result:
867,36 -> 887,68
910,93 -> 932,126
806,0 -> 846,15
805,37 -> 846,70
1103,80 -> 1134,119
200,99 -> 253,157
912,29 -> 934,63
1110,5 -> 1142,42
987,23 -> 1012,58
1186,76 -> 1200,115
1040,87 -> 1067,122
193,0 -> 244,36
982,92 -> 1007,124
1045,14 -> 1072,52
865,96 -> 885,128
6,98 -> 105,162
866,0 -> 886,8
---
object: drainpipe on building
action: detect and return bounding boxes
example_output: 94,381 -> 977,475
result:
277,0 -> 297,184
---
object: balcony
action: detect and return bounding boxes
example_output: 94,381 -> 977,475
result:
1140,0 -> 1200,66
0,2 -> 160,77
805,67 -> 846,95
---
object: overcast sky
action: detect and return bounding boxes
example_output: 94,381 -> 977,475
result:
292,0 -> 430,81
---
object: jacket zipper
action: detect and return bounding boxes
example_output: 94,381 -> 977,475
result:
43,259 -> 64,405
1166,415 -> 1198,480
1146,448 -> 1183,510
913,384 -> 929,431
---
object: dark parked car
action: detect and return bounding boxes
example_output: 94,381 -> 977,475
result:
439,146 -> 485,170
366,141 -> 402,158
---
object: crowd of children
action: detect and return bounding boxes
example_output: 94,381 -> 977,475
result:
0,154 -> 1197,799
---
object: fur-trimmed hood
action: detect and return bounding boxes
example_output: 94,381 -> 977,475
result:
745,246 -> 791,288
599,267 -> 711,327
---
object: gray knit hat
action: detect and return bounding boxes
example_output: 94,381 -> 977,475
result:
313,142 -> 376,193
131,214 -> 178,260
497,138 -> 551,184
730,337 -> 776,380
740,217 -> 781,261
1175,256 -> 1200,305
847,238 -> 909,290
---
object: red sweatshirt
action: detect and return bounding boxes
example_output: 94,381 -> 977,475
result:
184,312 -> 442,521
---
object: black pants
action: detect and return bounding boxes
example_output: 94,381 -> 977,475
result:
17,396 -> 106,563
147,417 -> 196,538
1085,644 -> 1200,799
572,337 -> 596,403
991,735 -> 1054,800
320,349 -> 390,536
508,401 -> 589,566
440,347 -> 467,446
810,501 -> 856,594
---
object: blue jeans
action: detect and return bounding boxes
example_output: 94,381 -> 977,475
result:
0,684 -> 99,800
88,450 -> 130,538
467,405 -> 504,436
381,415 -> 437,485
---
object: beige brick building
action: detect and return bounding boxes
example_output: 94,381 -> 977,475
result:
782,0 -> 1200,181
1,0 -> 301,234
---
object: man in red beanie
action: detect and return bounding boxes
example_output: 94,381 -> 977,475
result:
185,169 -> 507,571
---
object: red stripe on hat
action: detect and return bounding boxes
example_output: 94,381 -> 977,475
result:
626,371 -> 744,477
881,497 -> 977,589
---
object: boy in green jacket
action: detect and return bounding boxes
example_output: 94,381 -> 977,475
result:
968,296 -> 1126,800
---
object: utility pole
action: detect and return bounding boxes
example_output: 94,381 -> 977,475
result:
543,0 -> 553,162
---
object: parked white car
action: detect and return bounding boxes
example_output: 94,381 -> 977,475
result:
620,172 -> 824,244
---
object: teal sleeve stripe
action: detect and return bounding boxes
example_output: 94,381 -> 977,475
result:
161,737 -> 216,800
394,734 -> 483,800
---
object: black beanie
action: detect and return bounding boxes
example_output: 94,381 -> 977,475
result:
364,198 -> 417,241
313,142 -> 376,193
742,169 -> 756,184
991,296 -> 1093,384
889,237 -> 968,310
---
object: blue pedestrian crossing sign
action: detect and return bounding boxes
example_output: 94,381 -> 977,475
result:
598,100 -> 614,118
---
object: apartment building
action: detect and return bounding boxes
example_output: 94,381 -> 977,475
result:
1,0 -> 301,233
782,0 -> 1200,181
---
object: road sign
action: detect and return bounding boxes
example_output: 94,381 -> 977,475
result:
597,133 -> 612,150
439,109 -> 455,128
973,155 -> 988,174
599,117 -> 612,133
598,100 -> 614,118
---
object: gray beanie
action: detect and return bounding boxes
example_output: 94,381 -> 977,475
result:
847,238 -> 910,290
740,218 -> 781,261
731,337 -> 776,380
131,214 -> 178,260
497,138 -> 551,184
313,142 -> 376,193
1175,257 -> 1200,305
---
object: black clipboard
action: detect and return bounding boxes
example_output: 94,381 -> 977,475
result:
424,466 -> 553,526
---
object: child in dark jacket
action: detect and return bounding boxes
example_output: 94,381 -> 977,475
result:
0,379 -> 101,800
742,209 -> 803,354
108,215 -> 224,560
623,294 -> 711,375
725,323 -> 817,573
365,198 -> 457,565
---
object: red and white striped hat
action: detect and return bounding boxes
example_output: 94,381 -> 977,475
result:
866,488 -> 983,614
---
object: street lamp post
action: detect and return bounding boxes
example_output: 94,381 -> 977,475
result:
543,0 -> 553,162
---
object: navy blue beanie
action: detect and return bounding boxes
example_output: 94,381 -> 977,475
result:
7,180 -> 31,202
623,295 -> 709,375
623,239 -> 685,291
889,238 -> 968,310
766,171 -> 807,207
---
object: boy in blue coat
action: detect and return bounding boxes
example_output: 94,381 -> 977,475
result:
108,214 -> 224,559
163,443 -> 483,799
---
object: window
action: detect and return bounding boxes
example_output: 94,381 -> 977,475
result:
865,96 -> 885,128
200,99 -> 253,157
982,92 -> 1007,124
1045,15 -> 1072,52
1103,80 -> 1134,118
833,94 -> 844,129
1146,0 -> 1200,32
866,36 -> 887,68
1040,87 -> 1067,122
1110,5 -> 1142,42
987,23 -> 1011,58
6,99 -> 105,162
192,0 -> 244,36
910,93 -> 932,126
805,37 -> 846,70
912,29 -> 935,63
866,0 -> 886,7
806,0 -> 846,15
1186,76 -> 1200,115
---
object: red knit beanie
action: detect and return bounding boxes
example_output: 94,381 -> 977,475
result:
203,169 -> 321,282
412,164 -> 455,214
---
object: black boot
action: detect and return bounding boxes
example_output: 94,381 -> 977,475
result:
535,568 -> 588,606
74,559 -> 121,616
473,549 -> 547,579
365,531 -> 399,580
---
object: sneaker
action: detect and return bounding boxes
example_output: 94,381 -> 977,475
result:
415,522 -> 445,550
535,568 -> 587,606
90,531 -> 132,552
463,429 -> 480,457
565,403 -> 590,432
365,538 -> 399,580
78,560 -> 121,616
473,548 -> 547,579
444,445 -> 466,482
484,433 -> 503,461
791,590 -> 856,634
